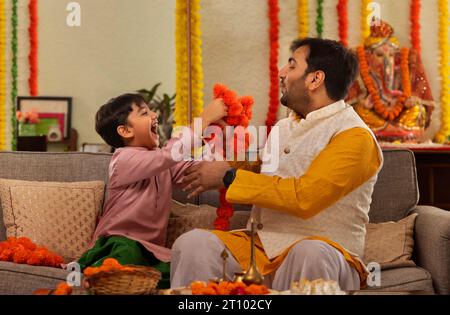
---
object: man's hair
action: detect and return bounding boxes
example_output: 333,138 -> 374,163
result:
95,93 -> 146,148
291,38 -> 359,101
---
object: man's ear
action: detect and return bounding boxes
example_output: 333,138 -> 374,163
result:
307,71 -> 325,91
117,124 -> 134,140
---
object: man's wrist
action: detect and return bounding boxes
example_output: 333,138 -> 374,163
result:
223,168 -> 237,188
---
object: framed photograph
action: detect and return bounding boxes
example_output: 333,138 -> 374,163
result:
17,96 -> 72,140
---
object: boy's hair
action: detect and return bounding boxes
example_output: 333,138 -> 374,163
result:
95,93 -> 146,148
290,38 -> 359,101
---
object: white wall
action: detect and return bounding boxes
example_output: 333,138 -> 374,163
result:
38,0 -> 176,147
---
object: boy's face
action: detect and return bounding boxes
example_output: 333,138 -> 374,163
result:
124,102 -> 159,149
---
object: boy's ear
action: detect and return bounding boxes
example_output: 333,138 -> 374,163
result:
117,124 -> 134,140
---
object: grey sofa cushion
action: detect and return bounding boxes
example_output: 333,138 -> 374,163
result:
369,149 -> 419,223
0,151 -> 113,241
0,261 -> 71,295
365,266 -> 434,293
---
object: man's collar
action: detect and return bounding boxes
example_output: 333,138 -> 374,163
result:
289,100 -> 347,123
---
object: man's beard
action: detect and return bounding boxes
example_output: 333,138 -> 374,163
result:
280,92 -> 288,106
280,89 -> 311,117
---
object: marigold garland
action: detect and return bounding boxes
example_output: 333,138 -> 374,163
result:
337,0 -> 348,47
361,0 -> 371,43
174,0 -> 203,127
0,236 -> 64,267
210,84 -> 254,231
315,0 -> 324,38
11,0 -> 18,150
356,46 -> 411,121
410,0 -> 421,55
265,0 -> 280,133
28,0 -> 38,96
435,0 -> 450,143
297,0 -> 309,38
0,0 -> 6,150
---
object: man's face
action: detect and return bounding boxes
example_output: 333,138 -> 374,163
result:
279,46 -> 312,116
126,102 -> 159,149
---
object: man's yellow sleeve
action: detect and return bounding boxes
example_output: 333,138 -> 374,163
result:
225,127 -> 381,219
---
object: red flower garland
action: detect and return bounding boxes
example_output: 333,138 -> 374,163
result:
337,0 -> 349,47
410,0 -> 421,54
265,0 -> 280,133
28,0 -> 38,96
210,84 -> 254,231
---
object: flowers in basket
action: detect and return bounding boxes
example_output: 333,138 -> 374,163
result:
0,236 -> 63,268
83,258 -> 161,295
83,258 -> 137,276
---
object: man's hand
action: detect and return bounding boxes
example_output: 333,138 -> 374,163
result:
182,161 -> 231,199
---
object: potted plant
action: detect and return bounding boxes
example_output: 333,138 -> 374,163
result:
137,83 -> 175,146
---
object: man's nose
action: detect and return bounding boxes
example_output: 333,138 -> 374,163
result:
279,66 -> 287,80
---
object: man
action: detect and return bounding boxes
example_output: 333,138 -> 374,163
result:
170,38 -> 383,291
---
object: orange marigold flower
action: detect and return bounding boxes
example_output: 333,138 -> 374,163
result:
26,250 -> 45,266
102,258 -> 121,267
13,246 -> 31,264
0,248 -> 13,261
53,282 -> 72,295
17,237 -> 37,251
83,267 -> 97,277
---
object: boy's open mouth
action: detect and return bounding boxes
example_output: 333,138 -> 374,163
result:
150,121 -> 159,137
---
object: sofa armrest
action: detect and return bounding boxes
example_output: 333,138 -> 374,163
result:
411,205 -> 450,295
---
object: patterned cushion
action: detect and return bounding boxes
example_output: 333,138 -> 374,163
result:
0,179 -> 104,263
166,200 -> 217,248
363,213 -> 418,270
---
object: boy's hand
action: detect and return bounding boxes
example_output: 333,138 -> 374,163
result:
201,98 -> 228,130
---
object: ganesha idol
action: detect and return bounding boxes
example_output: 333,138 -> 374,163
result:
346,20 -> 435,143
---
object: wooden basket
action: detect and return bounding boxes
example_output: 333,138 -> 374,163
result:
86,265 -> 161,295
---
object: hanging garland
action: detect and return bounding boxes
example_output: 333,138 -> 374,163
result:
337,0 -> 348,47
315,0 -> 323,38
361,0 -> 371,42
0,0 -> 5,150
297,0 -> 309,38
435,0 -> 450,143
28,0 -> 38,96
189,0 -> 203,120
265,0 -> 279,132
11,0 -> 18,150
410,0 -> 421,54
174,0 -> 203,127
357,46 -> 411,121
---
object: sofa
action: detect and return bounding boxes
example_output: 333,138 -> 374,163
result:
0,149 -> 449,295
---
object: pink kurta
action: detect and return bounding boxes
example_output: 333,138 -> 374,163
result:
89,135 -> 198,262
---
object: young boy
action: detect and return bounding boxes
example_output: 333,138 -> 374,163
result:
77,93 -> 227,288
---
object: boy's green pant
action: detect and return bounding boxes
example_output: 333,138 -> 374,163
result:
78,236 -> 170,289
